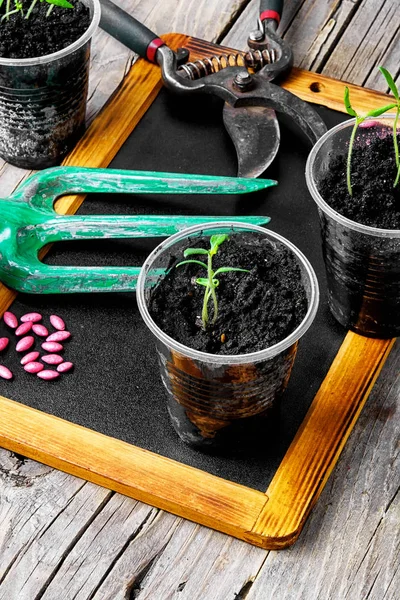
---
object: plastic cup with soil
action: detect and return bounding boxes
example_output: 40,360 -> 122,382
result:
0,0 -> 100,169
306,115 -> 400,338
137,222 -> 319,450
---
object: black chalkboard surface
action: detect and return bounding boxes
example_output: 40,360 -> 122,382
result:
0,89 -> 346,492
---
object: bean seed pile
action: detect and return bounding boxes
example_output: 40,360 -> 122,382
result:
0,311 -> 73,381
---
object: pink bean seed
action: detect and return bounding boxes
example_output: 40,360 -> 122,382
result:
50,315 -> 66,331
42,341 -> 63,352
21,351 -> 40,365
37,370 -> 60,381
57,361 -> 74,373
15,321 -> 33,336
0,337 -> 9,352
42,354 -> 64,365
0,365 -> 13,380
20,312 -> 42,323
16,336 -> 35,352
24,362 -> 44,374
32,324 -> 48,337
46,331 -> 71,342
3,311 -> 18,328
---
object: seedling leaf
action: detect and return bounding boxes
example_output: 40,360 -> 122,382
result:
176,235 -> 248,328
214,267 -> 250,276
344,87 -> 357,117
366,103 -> 397,118
175,259 -> 208,270
379,66 -> 399,101
183,248 -> 208,257
46,0 -> 73,8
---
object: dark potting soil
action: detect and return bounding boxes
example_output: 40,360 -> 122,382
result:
319,131 -> 400,229
149,234 -> 308,355
0,0 -> 90,59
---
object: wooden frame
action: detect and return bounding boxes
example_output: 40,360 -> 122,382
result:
0,35 -> 395,549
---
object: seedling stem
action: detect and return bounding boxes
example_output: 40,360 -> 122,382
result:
176,234 -> 249,329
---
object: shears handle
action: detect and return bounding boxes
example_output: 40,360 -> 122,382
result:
99,0 -> 165,63
260,0 -> 284,29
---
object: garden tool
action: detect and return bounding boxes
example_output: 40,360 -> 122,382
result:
99,0 -> 327,178
0,166 -> 273,294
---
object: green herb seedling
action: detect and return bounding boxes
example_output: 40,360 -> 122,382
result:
379,67 -> 400,187
0,0 -> 73,21
176,234 -> 249,329
344,86 -> 396,196
1,0 -> 24,20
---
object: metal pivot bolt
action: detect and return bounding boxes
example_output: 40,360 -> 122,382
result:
233,71 -> 253,91
249,29 -> 264,42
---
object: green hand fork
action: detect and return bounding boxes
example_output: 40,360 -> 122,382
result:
0,166 -> 274,294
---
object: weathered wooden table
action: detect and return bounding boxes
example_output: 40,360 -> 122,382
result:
0,1 -> 398,598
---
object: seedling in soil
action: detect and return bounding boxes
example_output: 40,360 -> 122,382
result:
176,234 -> 249,329
344,86 -> 396,196
1,0 -> 73,21
379,67 -> 400,187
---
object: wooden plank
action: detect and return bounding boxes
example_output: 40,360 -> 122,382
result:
251,332 -> 395,547
95,520 -> 265,600
0,448 -> 112,598
0,35 -> 397,550
39,498 -> 158,600
322,0 -> 400,87
223,0 -> 399,92
245,339 -> 400,600
0,396 -> 269,543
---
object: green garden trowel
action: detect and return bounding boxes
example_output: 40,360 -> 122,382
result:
0,166 -> 274,294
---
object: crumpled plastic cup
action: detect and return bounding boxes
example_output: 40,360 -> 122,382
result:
137,222 -> 319,449
306,115 -> 400,338
0,0 -> 100,169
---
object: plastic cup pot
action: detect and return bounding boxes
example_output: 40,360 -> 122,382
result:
306,116 -> 400,338
0,0 -> 100,169
137,222 -> 319,450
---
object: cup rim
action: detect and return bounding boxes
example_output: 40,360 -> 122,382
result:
305,114 -> 400,238
0,0 -> 101,66
137,222 -> 320,365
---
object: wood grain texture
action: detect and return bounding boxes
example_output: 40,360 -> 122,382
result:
251,332 -> 395,546
40,497 -> 157,600
245,339 -> 400,600
0,448 -> 112,599
0,396 -> 269,543
223,0 -> 399,92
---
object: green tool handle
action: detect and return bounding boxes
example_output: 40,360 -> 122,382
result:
99,0 -> 165,63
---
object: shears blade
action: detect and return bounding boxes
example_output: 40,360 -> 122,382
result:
223,103 -> 280,178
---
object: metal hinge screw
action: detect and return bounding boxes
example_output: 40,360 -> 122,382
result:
233,71 -> 253,91
249,29 -> 264,42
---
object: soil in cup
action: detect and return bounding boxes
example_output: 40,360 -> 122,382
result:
319,129 -> 400,229
149,233 -> 308,356
0,0 -> 91,59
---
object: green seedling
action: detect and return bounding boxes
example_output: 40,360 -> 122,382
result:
379,67 -> 400,187
1,0 -> 73,21
1,0 -> 24,20
344,86 -> 396,195
176,234 -> 249,329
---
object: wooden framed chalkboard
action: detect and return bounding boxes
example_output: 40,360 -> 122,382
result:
0,35 -> 395,549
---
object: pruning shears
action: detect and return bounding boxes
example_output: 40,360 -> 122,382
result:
99,0 -> 327,177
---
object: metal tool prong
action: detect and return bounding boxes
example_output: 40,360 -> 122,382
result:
1,167 -> 273,294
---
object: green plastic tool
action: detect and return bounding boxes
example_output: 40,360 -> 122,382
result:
0,166 -> 274,294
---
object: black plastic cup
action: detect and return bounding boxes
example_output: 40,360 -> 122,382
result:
0,0 -> 100,169
137,222 -> 319,449
306,116 -> 400,338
